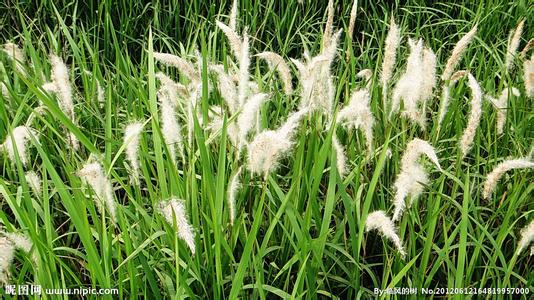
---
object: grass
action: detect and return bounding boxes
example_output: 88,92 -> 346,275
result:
0,0 -> 533,298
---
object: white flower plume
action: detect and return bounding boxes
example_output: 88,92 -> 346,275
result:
459,73 -> 483,158
123,121 -> 144,185
517,220 -> 534,255
337,88 -> 375,153
486,87 -> 520,135
380,16 -> 400,104
227,167 -> 242,225
2,43 -> 26,75
25,171 -> 42,195
505,19 -> 525,72
392,138 -> 441,222
1,126 -> 39,167
157,198 -> 196,255
482,158 -> 534,199
77,161 -> 117,223
441,24 -> 477,81
256,52 -> 293,95
365,211 -> 406,258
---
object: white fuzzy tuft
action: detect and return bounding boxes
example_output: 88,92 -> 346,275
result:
347,0 -> 358,40
157,74 -> 185,163
237,93 -> 268,151
48,54 -> 79,150
524,55 -> 534,97
441,25 -> 477,81
237,29 -> 250,108
1,126 -> 39,167
391,39 -> 436,128
505,19 -> 525,72
157,198 -> 196,255
210,65 -> 238,113
77,162 -> 117,223
229,0 -> 238,30
337,89 -> 375,153
256,52 -> 293,95
2,43 -> 26,75
227,167 -> 242,225
247,109 -> 307,177
332,135 -> 347,177
365,211 -> 406,258
25,171 -> 42,194
517,220 -> 534,255
459,73 -> 483,158
216,20 -> 243,60
380,17 -> 400,103
486,87 -> 520,135
482,158 -> 534,199
0,235 -> 15,284
392,138 -> 440,222
322,0 -> 335,50
123,121 -> 144,185
153,52 -> 200,83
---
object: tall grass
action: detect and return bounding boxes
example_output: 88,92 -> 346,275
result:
0,0 -> 533,298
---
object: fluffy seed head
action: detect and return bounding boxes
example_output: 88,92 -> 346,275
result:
365,211 -> 406,258
459,73 -> 483,158
524,55 -> 534,97
380,16 -> 400,102
441,24 -> 477,81
237,29 -> 250,108
517,220 -> 534,255
25,171 -> 42,194
157,198 -> 196,255
77,162 -> 117,223
229,0 -> 238,30
157,75 -> 185,163
337,89 -> 375,153
482,158 -> 534,199
247,109 -> 307,177
392,138 -> 440,222
0,235 -> 15,284
2,43 -> 26,75
153,52 -> 200,83
322,0 -> 335,49
124,121 -> 144,185
347,0 -> 358,40
505,19 -> 525,72
227,167 -> 242,225
216,20 -> 243,60
1,126 -> 39,167
486,87 -> 520,135
256,52 -> 293,95
332,135 -> 347,177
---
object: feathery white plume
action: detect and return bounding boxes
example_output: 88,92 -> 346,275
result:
256,52 -> 293,95
247,109 -> 307,177
227,167 -> 242,225
1,82 -> 8,99
332,135 -> 347,177
1,125 -> 38,167
216,20 -> 242,60
482,158 -> 534,199
392,138 -> 441,222
157,74 -> 185,163
524,54 -> 534,97
392,39 -> 435,127
441,25 -> 477,81
517,220 -> 534,255
153,52 -> 200,82
437,70 -> 468,126
237,93 -> 268,150
486,87 -> 520,135
48,54 -> 79,150
365,211 -> 406,258
459,73 -> 483,158
380,16 -> 400,104
322,0 -> 335,49
0,231 -> 36,284
25,171 -> 42,194
337,89 -> 374,153
347,0 -> 358,40
157,198 -> 196,254
0,235 -> 15,284
210,64 -> 238,113
229,0 -> 238,30
505,19 -> 525,72
237,29 -> 250,108
77,161 -> 117,223
2,43 -> 26,75
123,121 -> 144,185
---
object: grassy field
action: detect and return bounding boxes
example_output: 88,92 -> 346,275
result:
0,0 -> 533,298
